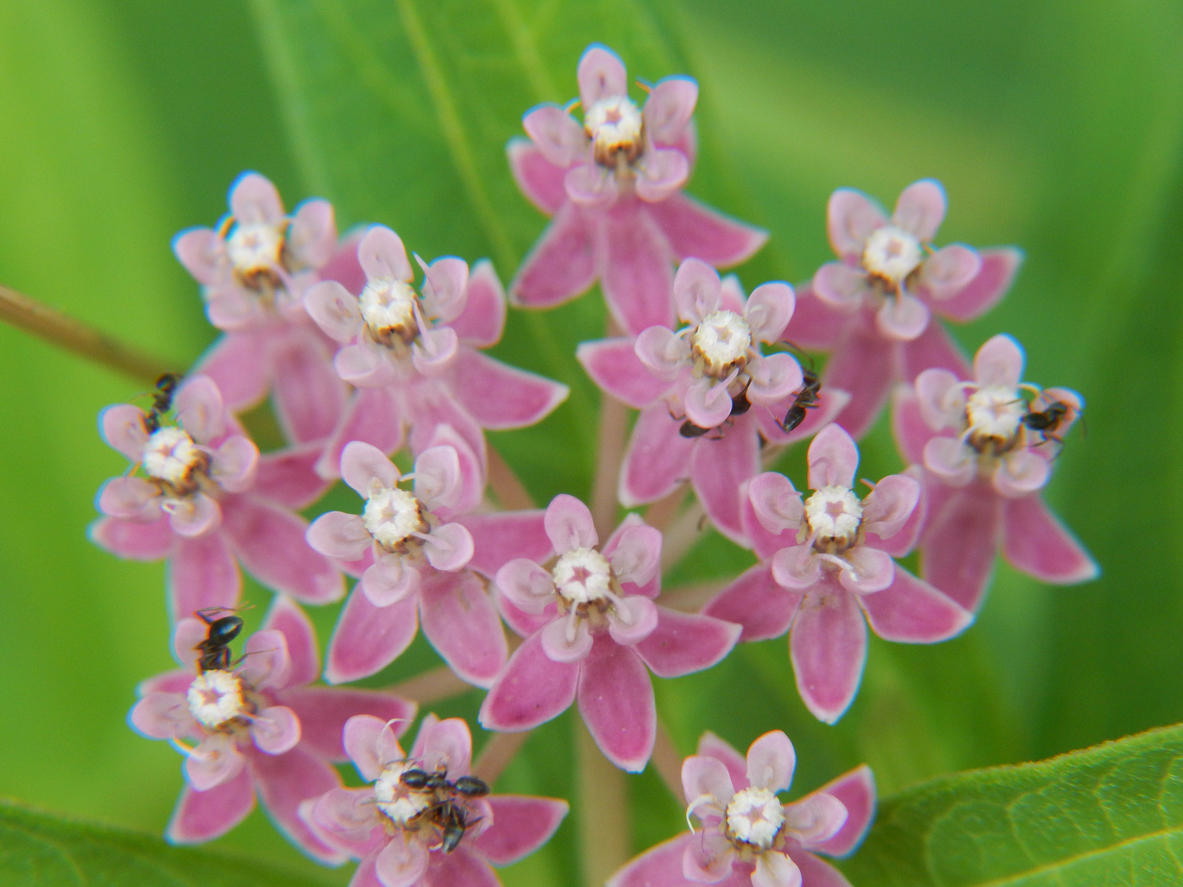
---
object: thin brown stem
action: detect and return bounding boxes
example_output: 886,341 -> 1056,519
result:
576,720 -> 628,886
0,283 -> 172,383
386,666 -> 472,705
660,499 -> 707,572
487,446 -> 535,510
590,394 -> 627,539
472,730 -> 531,785
657,580 -> 724,613
643,487 -> 687,536
653,720 -> 684,801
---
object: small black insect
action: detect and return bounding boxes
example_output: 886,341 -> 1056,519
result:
781,366 -> 822,433
452,775 -> 490,797
678,383 -> 754,438
1023,400 -> 1070,445
432,799 -> 476,853
400,766 -> 453,792
194,606 -> 244,672
143,372 -> 182,434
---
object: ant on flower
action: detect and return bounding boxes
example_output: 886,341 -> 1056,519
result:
1023,399 -> 1070,446
194,605 -> 245,672
780,347 -> 822,432
678,383 -> 753,439
141,372 -> 182,434
398,763 -> 489,852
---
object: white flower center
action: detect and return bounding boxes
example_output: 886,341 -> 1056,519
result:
691,310 -> 752,375
187,670 -> 247,729
226,221 -> 284,277
861,225 -> 923,291
142,427 -> 205,486
375,763 -> 432,826
360,278 -> 418,339
552,547 -> 613,605
805,485 -> 863,551
725,787 -> 785,849
363,487 -> 425,549
585,95 -> 644,166
965,386 -> 1026,453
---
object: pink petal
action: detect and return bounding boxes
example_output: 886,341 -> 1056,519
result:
974,333 -> 1025,388
166,769 -> 254,843
754,851 -> 802,887
444,349 -> 568,429
371,838 -> 430,887
194,331 -> 270,412
253,444 -> 332,509
343,715 -> 394,781
507,138 -> 568,214
98,477 -> 158,519
682,755 -> 735,808
838,547 -> 895,594
607,524 -> 662,587
250,747 -> 346,863
173,227 -> 220,285
890,385 -> 932,465
185,736 -> 244,791
600,204 -> 676,335
333,342 -> 385,384
359,225 -> 412,282
920,486 -> 1002,612
696,733 -> 747,790
289,198 -> 336,268
746,730 -> 796,793
419,570 -> 508,687
494,558 -> 555,615
577,638 -> 656,772
565,162 -> 617,208
673,257 -> 723,322
511,202 -> 598,308
318,388 -> 405,479
1002,495 -> 1099,584
578,338 -> 670,407
263,595 -> 320,687
634,326 -> 688,380
541,614 -> 594,662
634,607 -> 740,677
788,794 -> 850,848
705,564 -> 802,642
827,189 -> 886,259
747,472 -> 805,539
861,568 -> 972,642
635,148 -> 689,202
862,473 -> 920,541
212,436 -> 259,492
473,795 -> 569,864
411,326 -> 460,374
875,293 -> 930,341
251,705 -> 301,755
240,629 -> 291,691
423,523 -> 474,572
414,716 -> 474,774
479,631 -> 579,731
130,691 -> 192,739
644,194 -> 767,268
229,171 -> 283,223
823,319 -> 896,439
645,76 -> 697,143
341,439 -> 400,495
607,834 -> 696,887
166,494 -> 221,538
451,259 -> 506,347
606,596 -> 659,646
808,424 -> 859,489
422,847 -> 498,887
271,327 -> 347,443
936,247 -> 1022,322
810,764 -> 876,857
900,321 -> 972,383
793,852 -> 856,887
168,532 -> 240,619
685,378 -> 735,429
812,262 -> 868,312
544,493 -> 598,551
326,590 -> 420,683
100,403 -> 149,459
892,179 -> 946,240
283,687 -> 416,762
746,282 -> 796,343
578,44 -> 628,106
790,587 -> 867,723
422,256 -> 470,323
523,104 -> 586,166
920,244 -> 981,297
306,512 -> 370,560
994,449 -> 1051,496
222,499 -> 343,604
461,510 -> 551,577
748,352 -> 804,404
619,406 -> 695,505
689,420 -> 760,544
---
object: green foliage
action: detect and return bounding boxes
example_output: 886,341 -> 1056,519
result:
845,723 -> 1183,886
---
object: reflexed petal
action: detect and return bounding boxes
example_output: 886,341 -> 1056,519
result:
544,493 -> 598,551
579,337 -> 672,406
250,746 -> 345,863
644,193 -> 767,268
601,206 -> 676,334
754,851 -> 802,887
577,639 -> 655,772
422,847 -> 499,887
251,705 -> 301,754
645,76 -> 697,143
422,256 -> 469,323
635,148 -> 688,202
510,202 -> 598,308
838,547 -> 895,594
325,590 -> 420,683
359,225 -> 412,282
746,281 -> 796,342
507,137 -> 567,214
875,293 -> 930,341
361,557 -> 419,607
423,522 -> 474,572
901,320 -> 972,383
1002,495 -> 1099,584
682,755 -> 734,808
304,280 -> 363,343
620,406 -> 694,506
166,769 -> 254,844
862,473 -> 920,540
495,558 -> 556,614
263,595 -> 320,687
411,326 -> 459,374
523,104 -> 586,166
892,179 -> 946,240
172,376 -> 225,443
185,735 -> 244,791
994,450 -> 1051,496
230,171 -> 283,222
542,613 -> 594,662
212,436 -> 258,492
419,571 -> 508,687
193,331 -> 270,412
810,764 -> 876,857
794,852 -> 856,887
173,227 -> 220,285
634,326 -> 688,379
375,832 -> 429,887
673,257 -> 723,322
790,588 -> 867,723
222,500 -> 343,603
98,477 -> 158,519
169,532 -> 240,618
566,162 -> 618,208
474,795 -> 569,864
444,349 -> 569,429
607,595 -> 658,646
271,328 -> 347,444
461,510 -> 552,577
921,244 -> 981,297
167,494 -> 221,538
450,259 -> 506,346
289,198 -> 336,268
974,333 -> 1025,387
705,564 -> 802,642
689,420 -> 760,544
317,388 -> 404,479
254,443 -> 332,509
808,424 -> 859,489
634,607 -> 739,677
343,715 -> 391,781
813,262 -> 868,312
746,730 -> 796,793
861,568 -> 971,642
936,247 -> 1022,322
607,524 -> 662,587
923,436 -> 975,486
284,687 -> 414,763
748,352 -> 804,404
827,189 -> 886,259
921,486 -> 1002,612
479,631 -> 579,730
748,472 -> 805,536
306,511 -> 371,560
684,378 -> 734,429
578,44 -> 628,105
821,320 -> 895,439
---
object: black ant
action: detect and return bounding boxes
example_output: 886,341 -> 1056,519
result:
432,798 -> 478,853
678,383 -> 753,438
142,372 -> 182,434
399,765 -> 489,853
1023,400 -> 1070,446
194,606 -> 244,672
781,366 -> 822,433
400,766 -> 489,797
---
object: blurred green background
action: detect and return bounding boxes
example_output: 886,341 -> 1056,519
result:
0,0 -> 1180,884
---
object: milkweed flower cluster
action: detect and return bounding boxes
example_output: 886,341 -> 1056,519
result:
90,40 -> 1097,886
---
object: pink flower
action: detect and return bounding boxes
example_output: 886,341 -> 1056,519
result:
793,179 -> 1022,437
609,731 -> 875,887
92,374 -> 343,616
300,714 -> 568,887
479,494 -> 740,771
307,431 -> 509,687
706,425 -> 971,723
579,260 -> 848,543
304,225 -> 568,477
892,333 -> 1097,611
510,44 -> 766,335
129,597 -> 416,859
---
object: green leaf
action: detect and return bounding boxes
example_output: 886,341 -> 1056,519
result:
843,723 -> 1183,886
0,799 -> 333,887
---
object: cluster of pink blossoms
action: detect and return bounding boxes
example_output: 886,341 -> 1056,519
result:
93,42 -> 1096,887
